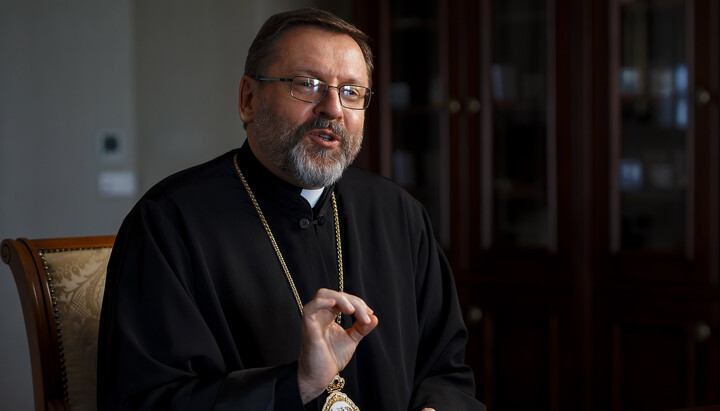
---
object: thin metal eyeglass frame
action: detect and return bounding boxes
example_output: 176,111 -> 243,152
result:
252,76 -> 373,110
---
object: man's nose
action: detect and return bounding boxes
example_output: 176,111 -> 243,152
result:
314,87 -> 344,119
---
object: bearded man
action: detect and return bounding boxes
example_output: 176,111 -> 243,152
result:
98,8 -> 484,411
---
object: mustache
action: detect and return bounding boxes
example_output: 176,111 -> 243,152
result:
294,118 -> 348,142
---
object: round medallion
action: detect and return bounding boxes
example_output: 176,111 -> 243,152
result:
322,391 -> 360,411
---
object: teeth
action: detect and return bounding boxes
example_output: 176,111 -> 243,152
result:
317,133 -> 332,141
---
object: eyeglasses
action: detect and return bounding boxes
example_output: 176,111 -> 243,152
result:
253,76 -> 373,110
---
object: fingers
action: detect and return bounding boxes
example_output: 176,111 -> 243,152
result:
346,311 -> 378,342
297,289 -> 378,403
302,288 -> 378,344
307,288 -> 375,324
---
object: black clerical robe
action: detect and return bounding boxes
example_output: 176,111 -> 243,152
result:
98,142 -> 483,410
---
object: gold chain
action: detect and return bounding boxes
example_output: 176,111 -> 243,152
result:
233,153 -> 344,322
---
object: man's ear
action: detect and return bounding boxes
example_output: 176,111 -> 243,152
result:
238,75 -> 256,124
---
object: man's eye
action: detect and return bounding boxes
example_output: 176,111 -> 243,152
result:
295,78 -> 322,91
342,88 -> 360,97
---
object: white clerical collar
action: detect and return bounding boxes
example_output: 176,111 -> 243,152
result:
301,187 -> 325,208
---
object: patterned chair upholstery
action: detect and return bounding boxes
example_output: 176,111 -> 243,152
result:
1,236 -> 115,411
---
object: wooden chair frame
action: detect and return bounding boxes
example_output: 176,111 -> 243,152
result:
1,236 -> 115,411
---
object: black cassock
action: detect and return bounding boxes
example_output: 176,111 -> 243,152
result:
98,142 -> 484,410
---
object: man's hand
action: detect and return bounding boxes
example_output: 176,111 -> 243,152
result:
297,288 -> 379,404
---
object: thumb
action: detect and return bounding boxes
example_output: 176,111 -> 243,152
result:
346,313 -> 378,343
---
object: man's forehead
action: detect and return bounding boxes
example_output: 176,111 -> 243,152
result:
269,26 -> 367,83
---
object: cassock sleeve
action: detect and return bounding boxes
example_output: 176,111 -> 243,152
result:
408,208 -> 485,411
97,199 -> 306,410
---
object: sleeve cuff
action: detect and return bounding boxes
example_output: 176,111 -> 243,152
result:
274,361 -> 306,410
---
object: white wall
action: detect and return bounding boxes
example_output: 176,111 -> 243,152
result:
0,2 -> 136,407
0,0 -> 322,407
134,0 -> 252,189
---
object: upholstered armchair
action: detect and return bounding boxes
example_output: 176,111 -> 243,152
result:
1,236 -> 115,411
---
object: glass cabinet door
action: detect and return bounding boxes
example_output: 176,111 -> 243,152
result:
611,0 -> 690,253
388,0 -> 446,238
484,0 -> 554,249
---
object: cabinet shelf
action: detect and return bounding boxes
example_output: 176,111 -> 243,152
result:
492,100 -> 547,111
619,0 -> 684,10
621,187 -> 685,195
494,11 -> 546,25
392,17 -> 437,31
494,180 -> 547,200
392,104 -> 444,116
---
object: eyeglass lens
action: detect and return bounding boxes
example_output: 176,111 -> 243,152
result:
290,77 -> 370,109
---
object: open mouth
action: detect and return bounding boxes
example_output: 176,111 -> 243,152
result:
310,129 -> 340,144
316,132 -> 333,141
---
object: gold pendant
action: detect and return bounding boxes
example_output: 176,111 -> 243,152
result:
323,391 -> 360,411
321,374 -> 360,411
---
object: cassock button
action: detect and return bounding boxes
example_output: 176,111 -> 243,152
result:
299,218 -> 311,229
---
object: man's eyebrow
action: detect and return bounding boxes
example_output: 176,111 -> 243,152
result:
293,68 -> 365,85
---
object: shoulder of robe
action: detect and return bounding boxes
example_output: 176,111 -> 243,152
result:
138,151 -> 238,204
339,167 -> 423,207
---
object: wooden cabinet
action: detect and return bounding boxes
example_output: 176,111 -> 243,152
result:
596,1 -> 720,409
354,0 -> 719,409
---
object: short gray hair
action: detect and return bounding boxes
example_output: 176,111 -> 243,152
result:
244,8 -> 374,85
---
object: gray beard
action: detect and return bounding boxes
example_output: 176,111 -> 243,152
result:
253,103 -> 363,188
288,134 -> 349,188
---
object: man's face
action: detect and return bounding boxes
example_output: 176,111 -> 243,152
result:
246,26 -> 368,189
